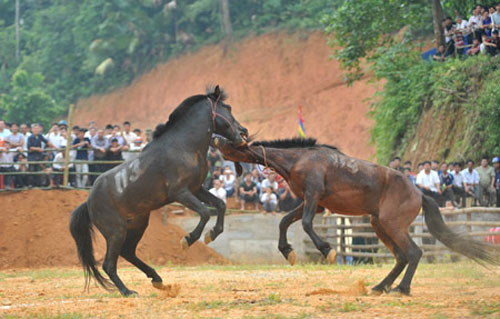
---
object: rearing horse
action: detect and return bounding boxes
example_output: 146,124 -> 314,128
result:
213,136 -> 499,296
70,86 -> 248,296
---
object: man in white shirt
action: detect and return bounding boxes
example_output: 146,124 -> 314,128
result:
456,16 -> 469,32
416,161 -> 442,205
0,119 -> 11,141
209,179 -> 227,204
461,160 -> 480,205
121,121 -> 137,161
492,4 -> 500,30
451,162 -> 466,207
261,171 -> 279,194
219,166 -> 236,197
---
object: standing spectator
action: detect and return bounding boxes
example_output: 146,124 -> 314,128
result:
476,157 -> 496,206
71,125 -> 80,142
84,121 -> 96,139
416,161 -> 442,205
219,166 -> 236,197
417,162 -> 424,173
86,128 -> 97,184
278,180 -> 302,212
14,153 -> 28,188
439,163 -> 458,208
455,16 -> 469,32
72,129 -> 91,188
493,157 -> 500,207
6,123 -> 24,152
104,124 -> 114,138
52,147 -> 75,186
404,167 -> 416,185
46,123 -> 64,150
27,124 -> 56,187
260,186 -> 278,215
91,129 -> 109,175
261,171 -> 279,194
209,179 -> 227,205
493,4 -> 500,30
239,172 -> 259,210
451,162 -> 467,207
105,138 -> 123,170
0,119 -> 11,142
0,141 -> 16,189
128,137 -> 145,160
121,121 -> 137,161
462,160 -> 480,206
481,11 -> 493,37
20,123 -> 31,152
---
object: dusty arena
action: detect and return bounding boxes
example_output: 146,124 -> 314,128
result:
0,190 -> 499,318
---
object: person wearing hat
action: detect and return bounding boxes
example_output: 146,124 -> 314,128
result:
493,157 -> 500,207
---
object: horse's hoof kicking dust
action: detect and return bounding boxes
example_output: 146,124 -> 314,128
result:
326,249 -> 336,264
204,231 -> 212,244
287,250 -> 296,266
180,237 -> 189,250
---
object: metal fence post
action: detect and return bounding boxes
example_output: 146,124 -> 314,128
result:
63,104 -> 74,187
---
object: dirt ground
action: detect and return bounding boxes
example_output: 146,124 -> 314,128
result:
0,262 -> 499,319
0,190 -> 226,269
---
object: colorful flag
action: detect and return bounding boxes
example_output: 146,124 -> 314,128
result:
298,105 -> 306,138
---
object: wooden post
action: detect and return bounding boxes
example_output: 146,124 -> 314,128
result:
63,104 -> 74,187
431,0 -> 445,48
340,217 -> 346,265
466,211 -> 472,234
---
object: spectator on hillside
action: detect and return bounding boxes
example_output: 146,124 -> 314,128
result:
485,30 -> 499,56
239,172 -> 259,210
220,166 -> 236,197
480,34 -> 493,54
481,11 -> 493,37
443,17 -> 456,56
493,157 -> 500,207
14,153 -> 28,188
469,7 -> 482,41
27,124 -> 56,187
0,119 -> 11,142
451,162 -> 467,207
72,128 -> 91,188
261,171 -> 279,195
260,186 -> 278,215
462,160 -> 480,205
417,161 -> 442,205
439,163 -> 458,208
404,167 -> 416,185
455,16 -> 469,32
493,4 -> 500,30
209,179 -> 227,205
52,147 -> 75,186
476,157 -> 496,206
433,45 -> 447,62
91,129 -> 109,175
278,180 -> 302,212
105,138 -> 123,170
467,38 -> 481,55
0,141 -> 16,189
6,123 -> 24,152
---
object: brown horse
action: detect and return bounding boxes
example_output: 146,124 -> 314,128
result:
213,136 -> 499,296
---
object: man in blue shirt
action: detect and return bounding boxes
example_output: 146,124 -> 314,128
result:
439,162 -> 458,208
27,124 -> 56,186
72,128 -> 91,188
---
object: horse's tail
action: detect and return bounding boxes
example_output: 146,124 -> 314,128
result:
422,194 -> 500,265
69,202 -> 113,290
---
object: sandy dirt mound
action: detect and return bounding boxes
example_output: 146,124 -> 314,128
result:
0,190 -> 226,269
75,31 -> 377,160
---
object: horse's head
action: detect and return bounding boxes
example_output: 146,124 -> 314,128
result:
209,85 -> 248,146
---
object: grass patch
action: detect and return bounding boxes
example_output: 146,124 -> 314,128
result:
0,269 -> 82,282
188,300 -> 227,311
468,300 -> 500,316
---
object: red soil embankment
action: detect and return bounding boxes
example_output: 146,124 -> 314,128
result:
75,32 -> 377,160
0,190 -> 226,269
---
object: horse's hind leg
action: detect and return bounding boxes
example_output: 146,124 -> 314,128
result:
278,203 -> 304,265
370,216 -> 408,295
391,236 -> 422,295
175,189 -> 212,248
194,187 -> 226,243
120,214 -> 163,288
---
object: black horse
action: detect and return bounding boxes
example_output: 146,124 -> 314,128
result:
70,86 -> 248,296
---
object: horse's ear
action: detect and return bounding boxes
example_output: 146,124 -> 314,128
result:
235,162 -> 243,177
214,85 -> 220,98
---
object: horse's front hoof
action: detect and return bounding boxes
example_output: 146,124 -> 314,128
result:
369,289 -> 383,296
122,289 -> 138,297
326,249 -> 336,264
180,237 -> 189,250
204,231 -> 213,244
287,250 -> 296,266
389,287 -> 410,297
152,281 -> 165,290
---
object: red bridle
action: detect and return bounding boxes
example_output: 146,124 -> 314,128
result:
207,96 -> 236,134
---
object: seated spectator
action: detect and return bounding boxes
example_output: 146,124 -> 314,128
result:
209,179 -> 227,205
219,166 -> 236,197
462,160 -> 480,205
239,172 -> 259,210
105,138 -> 123,170
455,16 -> 469,33
404,167 -> 416,185
443,17 -> 455,56
261,171 -> 279,194
72,128 -> 91,188
439,163 -> 458,208
451,162 -> 466,207
417,162 -> 424,173
431,160 -> 440,173
494,157 -> 500,207
467,38 -> 481,55
251,168 -> 263,193
5,123 -> 24,152
485,30 -> 499,56
14,153 -> 28,188
433,44 -> 447,62
404,161 -> 415,175
278,180 -> 302,212
52,147 -> 75,186
260,186 -> 277,215
0,141 -> 16,189
480,34 -> 495,54
476,157 -> 496,207
416,161 -> 443,205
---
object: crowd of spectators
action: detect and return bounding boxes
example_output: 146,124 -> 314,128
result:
389,156 -> 500,208
0,119 -> 148,189
432,4 -> 500,61
204,147 -> 302,215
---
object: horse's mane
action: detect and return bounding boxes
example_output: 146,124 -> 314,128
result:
251,137 -> 343,153
153,86 -> 228,140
